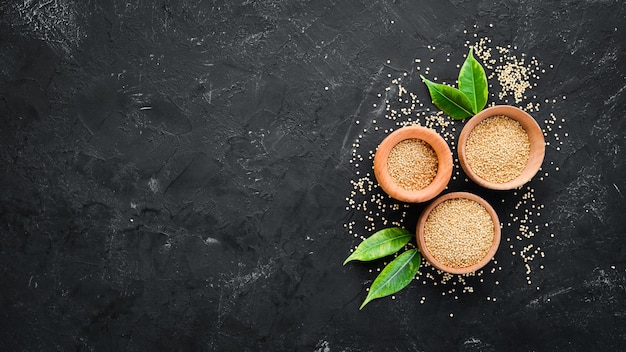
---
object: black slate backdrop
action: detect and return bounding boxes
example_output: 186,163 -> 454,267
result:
1,0 -> 625,351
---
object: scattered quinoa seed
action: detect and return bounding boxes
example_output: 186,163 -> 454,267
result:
343,30 -> 567,311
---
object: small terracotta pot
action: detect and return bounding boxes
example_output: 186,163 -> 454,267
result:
373,126 -> 452,203
457,105 -> 545,190
416,192 -> 501,275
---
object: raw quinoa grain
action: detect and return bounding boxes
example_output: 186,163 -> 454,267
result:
465,115 -> 530,183
424,198 -> 495,268
387,138 -> 438,191
346,34 -> 565,307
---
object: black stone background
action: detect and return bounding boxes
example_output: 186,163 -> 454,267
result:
1,0 -> 625,351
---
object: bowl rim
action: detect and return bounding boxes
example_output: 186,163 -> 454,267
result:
416,191 -> 501,274
373,125 -> 453,203
457,105 -> 545,190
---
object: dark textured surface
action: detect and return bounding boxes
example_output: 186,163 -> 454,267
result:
1,0 -> 625,351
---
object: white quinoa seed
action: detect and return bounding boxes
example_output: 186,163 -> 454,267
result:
343,30 -> 568,312
387,138 -> 438,191
424,198 -> 495,268
465,115 -> 530,183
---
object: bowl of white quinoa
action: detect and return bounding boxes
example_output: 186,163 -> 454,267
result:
457,105 -> 545,190
416,192 -> 501,274
374,125 -> 453,203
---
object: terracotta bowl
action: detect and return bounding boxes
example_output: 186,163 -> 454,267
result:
373,125 -> 452,203
416,192 -> 501,275
457,105 -> 545,190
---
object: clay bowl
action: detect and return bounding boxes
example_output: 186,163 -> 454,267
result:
373,125 -> 452,203
458,105 -> 545,190
416,192 -> 501,275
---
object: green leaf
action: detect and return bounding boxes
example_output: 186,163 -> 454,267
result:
343,227 -> 413,265
458,47 -> 488,114
421,75 -> 474,120
360,249 -> 421,309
